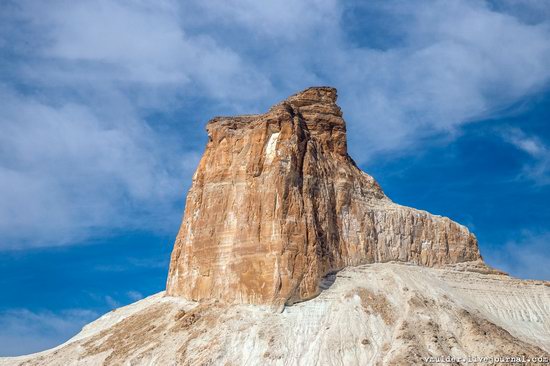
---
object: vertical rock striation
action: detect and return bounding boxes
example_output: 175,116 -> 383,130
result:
166,87 -> 483,306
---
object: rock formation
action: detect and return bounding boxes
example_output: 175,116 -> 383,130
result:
3,87 -> 548,366
166,87 -> 484,306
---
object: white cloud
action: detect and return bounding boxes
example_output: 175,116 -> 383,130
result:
335,1 -> 550,158
192,0 -> 340,40
127,290 -> 144,301
17,0 -> 273,101
42,1 -> 189,84
0,86 -> 201,248
94,257 -> 168,272
501,128 -> 550,185
0,308 -> 97,356
503,129 -> 546,156
484,231 -> 550,280
105,295 -> 121,309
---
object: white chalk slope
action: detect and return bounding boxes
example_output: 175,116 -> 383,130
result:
1,263 -> 549,366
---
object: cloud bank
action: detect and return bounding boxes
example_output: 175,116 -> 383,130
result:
1,0 -> 550,249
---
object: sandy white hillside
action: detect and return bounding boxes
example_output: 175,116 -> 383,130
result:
1,262 -> 549,366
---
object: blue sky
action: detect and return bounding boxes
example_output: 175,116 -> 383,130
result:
1,0 -> 549,356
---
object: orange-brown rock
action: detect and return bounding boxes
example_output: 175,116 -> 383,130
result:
166,87 -> 483,306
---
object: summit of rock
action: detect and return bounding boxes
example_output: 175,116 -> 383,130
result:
279,86 -> 339,107
166,87 -> 489,307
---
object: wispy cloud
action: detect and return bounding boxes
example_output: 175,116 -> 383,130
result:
484,231 -> 550,280
0,308 -> 97,356
0,86 -> 201,248
1,0 -> 549,249
500,128 -> 550,185
335,1 -> 550,157
104,295 -> 120,309
93,257 -> 168,272
126,290 -> 144,302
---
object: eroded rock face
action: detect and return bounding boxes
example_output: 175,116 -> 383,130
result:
166,87 -> 483,305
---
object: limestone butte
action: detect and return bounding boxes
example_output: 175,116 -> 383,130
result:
166,87 -> 484,306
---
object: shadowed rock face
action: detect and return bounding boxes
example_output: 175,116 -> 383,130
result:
166,87 -> 483,306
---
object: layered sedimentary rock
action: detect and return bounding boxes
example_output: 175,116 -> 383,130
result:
166,87 -> 483,305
